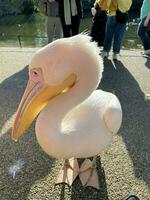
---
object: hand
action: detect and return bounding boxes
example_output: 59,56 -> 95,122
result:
144,19 -> 149,27
91,7 -> 96,16
144,14 -> 150,27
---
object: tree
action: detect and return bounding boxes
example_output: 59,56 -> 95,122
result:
0,0 -> 39,16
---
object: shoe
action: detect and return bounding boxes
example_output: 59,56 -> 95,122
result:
101,51 -> 109,58
121,195 -> 140,200
112,53 -> 118,60
144,49 -> 150,56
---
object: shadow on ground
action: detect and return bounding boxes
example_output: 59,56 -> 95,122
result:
100,59 -> 150,187
0,67 -> 55,200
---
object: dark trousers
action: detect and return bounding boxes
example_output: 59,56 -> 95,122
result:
137,17 -> 150,50
103,16 -> 126,53
60,15 -> 80,37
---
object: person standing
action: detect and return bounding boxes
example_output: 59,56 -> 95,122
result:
39,0 -> 62,43
56,0 -> 83,37
137,0 -> 150,56
90,2 -> 107,47
97,0 -> 132,60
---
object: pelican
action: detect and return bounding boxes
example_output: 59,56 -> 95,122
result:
12,34 -> 122,189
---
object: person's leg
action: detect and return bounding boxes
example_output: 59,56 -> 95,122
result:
91,19 -> 98,42
46,16 -> 55,43
71,15 -> 80,36
113,20 -> 126,55
103,16 -> 116,53
98,13 -> 107,46
53,17 -> 62,40
60,16 -> 71,37
91,13 -> 107,46
137,17 -> 150,51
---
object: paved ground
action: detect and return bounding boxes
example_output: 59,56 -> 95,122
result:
0,47 -> 149,200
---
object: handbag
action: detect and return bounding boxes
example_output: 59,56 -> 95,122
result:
116,9 -> 128,24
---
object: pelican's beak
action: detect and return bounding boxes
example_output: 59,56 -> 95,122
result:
12,73 -> 76,141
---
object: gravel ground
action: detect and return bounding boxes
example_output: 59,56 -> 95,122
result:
0,47 -> 149,200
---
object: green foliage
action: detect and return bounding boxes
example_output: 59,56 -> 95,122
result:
21,0 -> 34,15
32,0 -> 39,12
0,0 -> 39,16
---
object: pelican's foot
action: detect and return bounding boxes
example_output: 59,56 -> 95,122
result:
56,158 -> 79,186
79,158 -> 99,190
56,157 -> 100,190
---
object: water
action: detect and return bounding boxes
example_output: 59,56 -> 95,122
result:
0,13 -> 142,49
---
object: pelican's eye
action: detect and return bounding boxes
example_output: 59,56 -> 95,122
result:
30,68 -> 42,83
33,71 -> 38,76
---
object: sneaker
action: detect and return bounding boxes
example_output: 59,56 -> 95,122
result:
101,51 -> 109,58
112,53 -> 118,60
144,49 -> 150,56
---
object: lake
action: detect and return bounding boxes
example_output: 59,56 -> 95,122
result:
0,13 -> 143,49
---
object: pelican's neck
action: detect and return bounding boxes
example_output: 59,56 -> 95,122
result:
41,70 -> 100,126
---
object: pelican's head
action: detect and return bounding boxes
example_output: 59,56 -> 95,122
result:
12,34 -> 103,141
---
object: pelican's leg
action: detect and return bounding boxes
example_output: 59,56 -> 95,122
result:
79,156 -> 100,190
56,158 -> 79,186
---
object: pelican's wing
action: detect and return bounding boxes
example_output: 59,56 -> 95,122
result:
103,94 -> 122,134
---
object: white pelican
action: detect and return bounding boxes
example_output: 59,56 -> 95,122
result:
12,34 -> 122,189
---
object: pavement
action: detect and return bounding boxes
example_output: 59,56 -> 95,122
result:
0,47 -> 149,200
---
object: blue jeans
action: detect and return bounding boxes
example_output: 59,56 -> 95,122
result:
137,17 -> 150,50
103,16 -> 126,53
